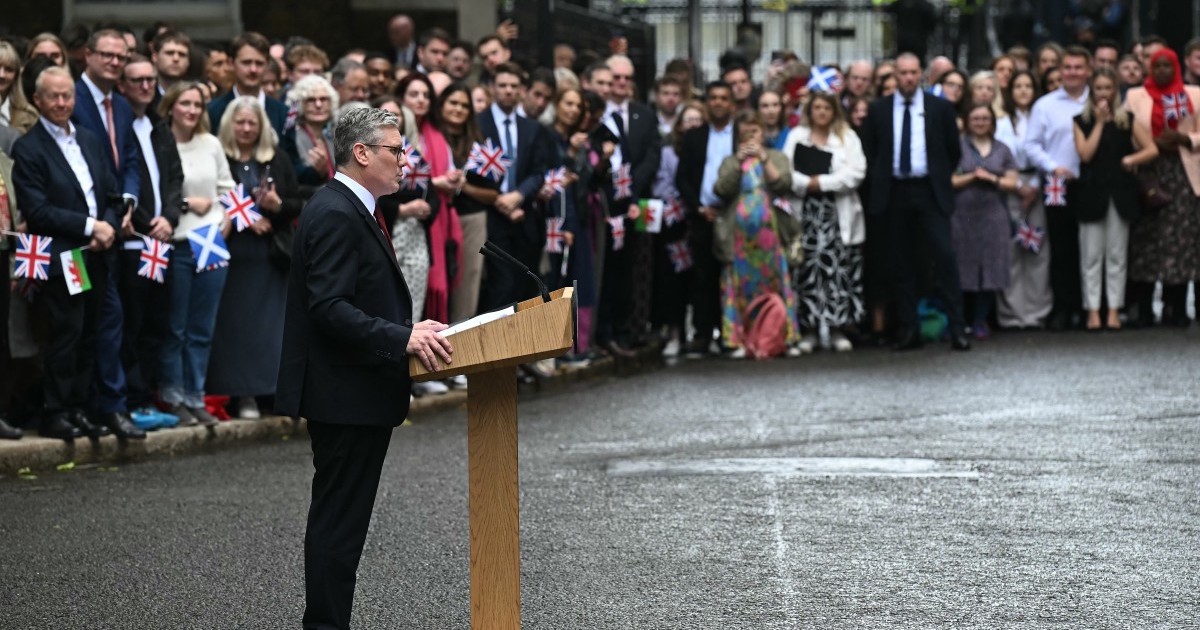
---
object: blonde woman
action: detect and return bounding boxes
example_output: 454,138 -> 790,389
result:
0,42 -> 37,132
158,81 -> 235,426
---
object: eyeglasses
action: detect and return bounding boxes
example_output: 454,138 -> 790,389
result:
304,96 -> 331,104
365,143 -> 404,160
92,50 -> 130,64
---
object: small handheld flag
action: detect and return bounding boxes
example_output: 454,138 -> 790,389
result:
466,139 -> 511,182
13,233 -> 53,281
187,223 -> 231,272
1014,219 -> 1045,254
635,199 -> 663,233
666,239 -> 693,272
807,66 -> 843,93
60,248 -> 92,295
221,183 -> 262,232
545,217 -> 566,254
607,216 -> 626,251
612,163 -> 633,199
662,197 -> 685,227
543,167 -> 568,195
403,159 -> 432,191
1044,175 -> 1067,207
138,236 -> 172,283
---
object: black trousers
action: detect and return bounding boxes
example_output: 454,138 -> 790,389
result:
686,218 -> 721,344
1046,203 -> 1082,318
304,420 -> 393,630
481,212 -> 540,312
118,248 -> 171,409
886,178 -> 965,331
597,217 -> 633,345
36,251 -> 108,415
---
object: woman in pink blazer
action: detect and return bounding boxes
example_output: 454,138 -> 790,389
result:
1123,48 -> 1200,327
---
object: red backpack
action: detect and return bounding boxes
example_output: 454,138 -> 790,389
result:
740,292 -> 789,360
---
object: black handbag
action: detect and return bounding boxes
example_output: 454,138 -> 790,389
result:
1136,167 -> 1171,213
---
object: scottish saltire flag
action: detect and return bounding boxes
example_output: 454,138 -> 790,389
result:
187,224 -> 231,272
662,196 -> 685,227
138,236 -> 172,283
13,233 -> 53,280
807,66 -> 843,93
1014,219 -> 1045,254
466,139 -> 511,182
60,248 -> 92,295
545,217 -> 566,254
543,167 -> 567,194
930,84 -> 945,99
612,163 -> 633,199
607,216 -> 626,251
667,239 -> 693,272
1044,175 -> 1067,207
220,183 -> 262,232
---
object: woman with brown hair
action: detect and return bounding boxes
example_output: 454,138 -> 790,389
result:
0,42 -> 37,133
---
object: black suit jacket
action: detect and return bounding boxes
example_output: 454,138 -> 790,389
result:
860,91 -> 961,216
11,121 -> 121,274
72,78 -> 141,200
275,177 -> 415,427
610,101 -> 662,206
477,108 -> 549,206
675,125 -> 712,215
128,117 -> 184,240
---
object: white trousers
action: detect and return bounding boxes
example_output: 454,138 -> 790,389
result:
1078,201 -> 1129,310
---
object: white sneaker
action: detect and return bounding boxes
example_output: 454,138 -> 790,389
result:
662,338 -> 681,357
728,347 -> 747,359
448,375 -> 468,390
831,331 -> 853,352
797,338 -> 816,354
237,396 -> 260,419
786,345 -> 803,358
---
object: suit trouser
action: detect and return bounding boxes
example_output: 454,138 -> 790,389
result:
37,252 -> 105,415
886,178 -> 966,330
1078,201 -> 1129,310
687,218 -> 721,343
118,248 -> 171,409
92,252 -> 128,413
597,217 -> 633,345
481,212 -> 539,312
1046,202 -> 1082,318
304,420 -> 393,630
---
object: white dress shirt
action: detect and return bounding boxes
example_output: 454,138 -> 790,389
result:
124,115 -> 162,250
490,102 -> 519,193
892,90 -> 928,178
40,117 -> 99,236
232,85 -> 268,110
334,171 -> 377,218
604,99 -> 630,171
1024,86 -> 1089,177
699,123 -> 733,208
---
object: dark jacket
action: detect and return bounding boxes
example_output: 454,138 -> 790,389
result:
860,90 -> 962,217
71,77 -> 141,200
275,177 -> 415,427
127,117 -> 184,243
1073,114 -> 1139,222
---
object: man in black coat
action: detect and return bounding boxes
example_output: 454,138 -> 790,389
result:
675,81 -> 735,357
275,107 -> 452,630
11,67 -> 127,440
859,52 -> 970,351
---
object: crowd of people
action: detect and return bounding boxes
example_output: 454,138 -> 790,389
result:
1,14 -> 1199,441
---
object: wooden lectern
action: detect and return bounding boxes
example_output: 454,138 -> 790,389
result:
409,286 -> 575,629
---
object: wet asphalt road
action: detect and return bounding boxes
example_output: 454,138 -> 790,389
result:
1,329 -> 1198,629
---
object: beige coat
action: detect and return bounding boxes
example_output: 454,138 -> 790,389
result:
1125,85 -> 1200,196
779,125 -> 867,245
711,149 -> 797,264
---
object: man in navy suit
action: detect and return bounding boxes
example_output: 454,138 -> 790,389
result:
12,67 -> 139,441
275,107 -> 452,630
476,62 -> 550,311
71,28 -> 146,438
859,52 -> 970,351
208,32 -> 289,137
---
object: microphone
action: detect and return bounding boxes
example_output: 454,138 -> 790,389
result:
480,241 -> 551,303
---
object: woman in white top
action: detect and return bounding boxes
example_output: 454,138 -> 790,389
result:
994,69 -> 1053,329
780,92 -> 867,352
158,81 -> 234,426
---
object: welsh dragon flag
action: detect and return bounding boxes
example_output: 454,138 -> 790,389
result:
60,248 -> 92,295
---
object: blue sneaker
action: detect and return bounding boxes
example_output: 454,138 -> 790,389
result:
152,408 -> 179,429
130,408 -> 162,431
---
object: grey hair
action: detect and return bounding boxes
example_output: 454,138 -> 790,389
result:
34,65 -> 73,95
332,101 -> 369,135
334,106 -> 400,167
285,73 -> 339,113
330,58 -> 364,87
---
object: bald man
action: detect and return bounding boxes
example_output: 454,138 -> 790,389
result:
388,14 -> 415,68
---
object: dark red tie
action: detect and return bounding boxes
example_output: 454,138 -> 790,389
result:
374,209 -> 396,256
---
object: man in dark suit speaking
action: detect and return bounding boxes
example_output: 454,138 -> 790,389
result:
275,107 -> 453,630
860,52 -> 970,351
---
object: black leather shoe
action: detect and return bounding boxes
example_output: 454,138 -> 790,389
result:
951,333 -> 972,351
894,328 -> 924,351
101,412 -> 146,440
68,409 -> 111,438
40,413 -> 83,441
0,415 -> 22,440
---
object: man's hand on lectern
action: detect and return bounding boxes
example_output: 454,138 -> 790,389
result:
408,321 -> 453,371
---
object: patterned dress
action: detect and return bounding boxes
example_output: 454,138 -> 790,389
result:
795,194 -> 864,330
720,162 -> 802,347
1128,154 -> 1200,285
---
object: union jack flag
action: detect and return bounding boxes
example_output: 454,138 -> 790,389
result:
772,196 -> 796,217
402,158 -> 431,191
667,239 -> 693,272
607,216 -> 626,251
807,66 -> 843,94
1163,92 -> 1191,125
466,139 -> 511,182
220,183 -> 262,232
13,233 -> 53,280
1014,219 -> 1045,254
400,138 -> 422,179
543,167 -> 568,194
545,217 -> 566,253
137,236 -> 172,283
662,196 -> 685,227
1044,175 -> 1067,207
612,163 -> 633,199
284,104 -> 298,132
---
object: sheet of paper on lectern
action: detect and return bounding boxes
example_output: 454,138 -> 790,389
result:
438,305 -> 516,338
